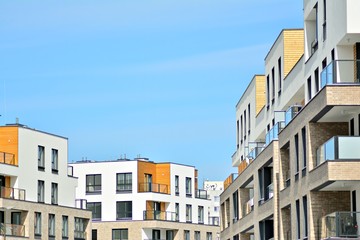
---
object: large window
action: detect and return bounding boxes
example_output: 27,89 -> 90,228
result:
186,204 -> 192,222
62,216 -> 68,238
184,230 -> 190,240
38,180 -> 44,203
206,232 -> 213,240
175,175 -> 179,195
34,212 -> 41,236
116,201 -> 132,220
38,146 -> 45,170
295,134 -> 299,180
51,149 -> 58,173
185,177 -> 192,197
74,218 -> 87,239
51,182 -> 58,205
48,214 -> 55,237
198,206 -> 204,224
86,174 -> 101,194
233,191 -> 239,221
112,229 -> 128,240
303,195 -> 308,238
195,231 -> 200,240
87,202 -> 102,220
116,173 -> 132,192
175,203 -> 179,221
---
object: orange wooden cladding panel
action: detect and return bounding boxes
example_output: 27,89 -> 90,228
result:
238,160 -> 248,175
224,174 -> 234,190
194,169 -> 198,190
255,75 -> 266,116
0,126 -> 19,166
283,30 -> 304,78
137,161 -> 171,194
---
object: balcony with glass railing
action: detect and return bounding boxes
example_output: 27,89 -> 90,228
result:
0,223 -> 25,238
322,212 -> 360,239
316,136 -> 360,166
138,183 -> 168,194
265,121 -> 285,145
143,210 -> 177,221
75,199 -> 87,209
0,186 -> 25,201
285,105 -> 302,126
246,141 -> 265,161
195,189 -> 208,199
321,60 -> 360,89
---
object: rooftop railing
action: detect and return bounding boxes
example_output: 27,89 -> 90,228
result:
321,60 -> 360,89
138,183 -> 168,194
316,136 -> 360,166
75,199 -> 87,209
143,210 -> 177,221
0,186 -> 25,201
195,189 -> 208,199
322,212 -> 360,238
208,217 -> 220,226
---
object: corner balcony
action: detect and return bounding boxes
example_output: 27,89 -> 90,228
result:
285,105 -> 302,126
0,151 -> 16,166
321,212 -> 360,239
0,223 -> 25,238
138,183 -> 168,194
316,136 -> 360,166
321,60 -> 360,89
143,210 -> 177,221
0,186 -> 25,201
265,121 -> 285,145
195,189 -> 208,199
247,142 -> 265,161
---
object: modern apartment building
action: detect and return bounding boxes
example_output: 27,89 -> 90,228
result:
203,180 -> 223,229
221,0 -> 360,239
0,123 -> 91,239
70,158 -> 220,240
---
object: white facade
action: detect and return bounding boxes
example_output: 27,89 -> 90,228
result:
203,181 -> 223,226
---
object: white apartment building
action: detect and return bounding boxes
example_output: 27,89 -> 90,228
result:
203,180 -> 223,228
221,0 -> 360,239
70,158 -> 220,240
0,123 -> 91,240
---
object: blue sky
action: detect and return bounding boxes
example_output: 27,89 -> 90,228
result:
0,0 -> 303,183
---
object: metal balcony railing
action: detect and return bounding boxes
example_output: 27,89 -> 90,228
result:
321,60 -> 360,89
316,136 -> 360,166
67,165 -> 74,177
208,217 -> 219,226
75,199 -> 87,209
138,183 -> 168,194
322,212 -> 360,238
74,230 -> 87,239
195,189 -> 208,199
265,121 -> 285,145
0,223 -> 25,237
285,105 -> 302,126
0,186 -> 25,201
0,151 -> 16,166
143,210 -> 177,221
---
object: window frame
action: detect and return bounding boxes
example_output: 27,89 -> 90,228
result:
86,174 -> 102,194
51,182 -> 58,205
112,229 -> 128,240
38,145 -> 45,171
116,173 -> 132,193
87,202 -> 102,220
48,214 -> 55,237
38,180 -> 45,203
186,204 -> 192,223
185,177 -> 192,197
34,212 -> 42,237
51,148 -> 58,173
62,215 -> 68,238
116,201 -> 132,220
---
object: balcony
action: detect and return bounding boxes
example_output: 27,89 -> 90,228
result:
266,183 -> 274,200
285,105 -> 302,126
0,186 -> 25,201
208,217 -> 220,226
322,212 -> 360,239
143,210 -> 177,221
68,165 -> 74,177
321,60 -> 360,89
224,173 -> 238,190
243,198 -> 254,216
74,230 -> 87,240
316,136 -> 360,166
265,121 -> 285,145
247,142 -> 265,161
0,223 -> 25,237
0,151 -> 16,166
75,199 -> 87,209
138,183 -> 168,194
195,189 -> 208,199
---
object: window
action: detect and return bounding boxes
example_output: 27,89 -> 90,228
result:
51,148 -> 58,173
303,195 -> 308,238
166,230 -> 174,240
49,214 -> 55,237
62,216 -> 68,238
86,174 -> 101,194
214,206 -> 220,212
34,212 -> 41,236
236,120 -> 239,149
206,232 -> 213,240
271,67 -> 275,103
87,202 -> 102,220
240,115 -> 243,143
11,212 -> 21,225
315,68 -> 320,92
323,0 -> 327,41
116,201 -> 132,220
244,110 -> 247,139
233,190 -> 239,222
184,230 -> 190,240
307,76 -> 312,100
248,104 -> 251,134
302,127 -> 307,176
350,118 -> 355,136
296,199 -> 300,240
175,203 -> 179,221
51,182 -> 58,205
92,229 -> 97,240
295,134 -> 299,180
266,75 -> 270,107
175,175 -> 179,195
278,57 -> 282,95
185,177 -> 192,197
38,146 -> 45,170
186,204 -> 192,222
195,231 -> 200,240
74,218 -> 87,239
116,173 -> 132,192
198,206 -> 204,224
214,196 -> 220,202
38,180 -> 44,203
112,229 -> 128,240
